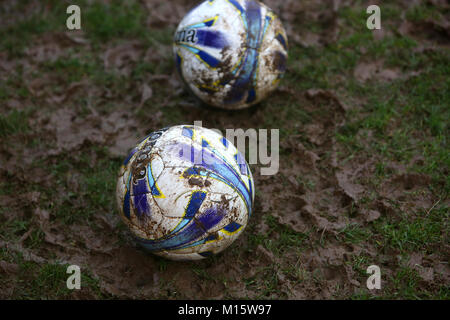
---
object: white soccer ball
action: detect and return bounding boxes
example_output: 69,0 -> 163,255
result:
116,125 -> 255,261
173,0 -> 288,110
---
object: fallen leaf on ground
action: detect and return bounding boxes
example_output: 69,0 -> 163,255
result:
364,209 -> 381,222
354,60 -> 401,82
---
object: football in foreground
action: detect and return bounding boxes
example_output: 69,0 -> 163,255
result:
173,0 -> 288,110
116,125 -> 255,260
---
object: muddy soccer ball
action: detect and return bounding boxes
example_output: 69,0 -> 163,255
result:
173,0 -> 288,110
116,125 -> 255,261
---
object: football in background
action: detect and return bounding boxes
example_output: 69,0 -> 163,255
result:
173,0 -> 289,110
116,125 -> 255,261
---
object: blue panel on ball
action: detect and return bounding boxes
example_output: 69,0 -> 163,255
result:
134,194 -> 151,218
131,169 -> 153,218
180,44 -> 221,68
137,204 -> 227,251
123,148 -> 138,166
182,126 -> 194,139
234,152 -> 248,175
173,142 -> 252,216
175,52 -> 183,76
221,137 -> 229,148
170,191 -> 207,235
186,192 -> 207,218
197,50 -> 221,68
132,176 -> 150,195
227,0 -> 245,15
202,139 -> 210,148
224,0 -> 262,105
197,205 -> 225,231
276,33 -> 288,51
246,1 -> 262,50
206,233 -> 219,242
274,51 -> 287,72
123,189 -> 131,220
196,30 -> 228,49
223,221 -> 242,233
183,166 -> 203,177
246,87 -> 256,104
199,251 -> 214,257
147,164 -> 163,198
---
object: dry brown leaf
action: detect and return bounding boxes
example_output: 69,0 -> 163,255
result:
363,209 -> 381,222
304,123 -> 326,146
0,240 -> 46,264
140,83 -> 153,107
407,252 -> 424,268
0,261 -> 19,274
34,208 -> 50,223
305,89 -> 350,112
64,30 -> 89,45
354,60 -> 401,83
335,171 -> 365,202
103,41 -> 143,75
